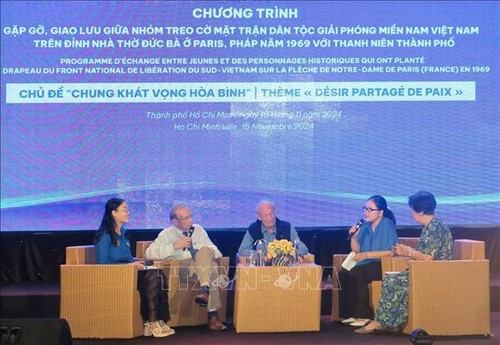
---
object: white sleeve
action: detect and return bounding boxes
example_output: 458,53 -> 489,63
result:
144,229 -> 176,259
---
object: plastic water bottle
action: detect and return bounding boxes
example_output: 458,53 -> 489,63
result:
247,250 -> 256,266
255,239 -> 266,266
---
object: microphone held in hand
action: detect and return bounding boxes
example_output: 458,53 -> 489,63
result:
347,219 -> 365,241
183,226 -> 195,251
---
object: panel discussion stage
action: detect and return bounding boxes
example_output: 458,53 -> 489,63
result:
1,225 -> 499,319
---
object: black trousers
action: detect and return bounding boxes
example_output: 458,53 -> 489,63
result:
137,269 -> 170,323
338,261 -> 382,319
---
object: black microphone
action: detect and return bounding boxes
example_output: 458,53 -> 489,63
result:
347,219 -> 365,240
183,226 -> 195,251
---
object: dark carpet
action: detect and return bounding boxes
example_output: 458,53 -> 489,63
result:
72,314 -> 499,345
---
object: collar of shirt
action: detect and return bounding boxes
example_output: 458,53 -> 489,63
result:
260,223 -> 275,234
172,224 -> 195,237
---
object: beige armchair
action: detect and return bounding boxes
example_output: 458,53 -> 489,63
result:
135,241 -> 229,327
331,237 -> 419,322
60,246 -> 143,339
387,239 -> 490,336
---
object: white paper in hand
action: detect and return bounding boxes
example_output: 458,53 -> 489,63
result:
143,265 -> 159,270
341,251 -> 357,271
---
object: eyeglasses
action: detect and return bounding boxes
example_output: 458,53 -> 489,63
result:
362,207 -> 380,213
175,215 -> 192,221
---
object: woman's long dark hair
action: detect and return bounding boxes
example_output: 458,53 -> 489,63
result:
368,195 -> 396,225
94,198 -> 125,247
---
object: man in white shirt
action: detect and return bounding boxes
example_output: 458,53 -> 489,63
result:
145,203 -> 227,331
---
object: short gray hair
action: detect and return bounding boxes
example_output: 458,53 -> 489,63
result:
256,200 -> 275,214
170,203 -> 188,220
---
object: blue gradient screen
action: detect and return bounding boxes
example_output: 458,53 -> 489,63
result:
1,1 -> 499,230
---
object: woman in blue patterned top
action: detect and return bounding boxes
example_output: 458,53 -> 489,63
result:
355,191 -> 454,334
94,198 -> 174,338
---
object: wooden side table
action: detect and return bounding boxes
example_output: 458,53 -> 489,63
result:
233,263 -> 322,333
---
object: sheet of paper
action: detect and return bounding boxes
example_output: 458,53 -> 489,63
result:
341,251 -> 357,271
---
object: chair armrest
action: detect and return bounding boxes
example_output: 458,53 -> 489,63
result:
217,256 -> 230,268
381,256 -> 411,274
454,239 -> 485,260
136,241 -> 154,258
236,254 -> 247,265
331,254 -> 349,321
333,254 -> 348,270
398,237 -> 419,248
303,254 -> 315,263
332,254 -> 348,288
61,264 -> 139,290
65,245 -> 96,265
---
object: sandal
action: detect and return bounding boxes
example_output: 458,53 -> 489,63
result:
158,320 -> 175,335
144,321 -> 174,337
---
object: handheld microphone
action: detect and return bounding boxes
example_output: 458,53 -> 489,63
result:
183,226 -> 195,251
347,219 -> 365,241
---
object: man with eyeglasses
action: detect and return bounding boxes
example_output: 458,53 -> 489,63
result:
238,200 -> 309,262
145,203 -> 227,331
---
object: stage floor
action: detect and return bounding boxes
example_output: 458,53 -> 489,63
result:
1,281 -> 499,345
0,279 -> 500,345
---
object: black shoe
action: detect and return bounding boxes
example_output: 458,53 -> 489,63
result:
195,291 -> 209,306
